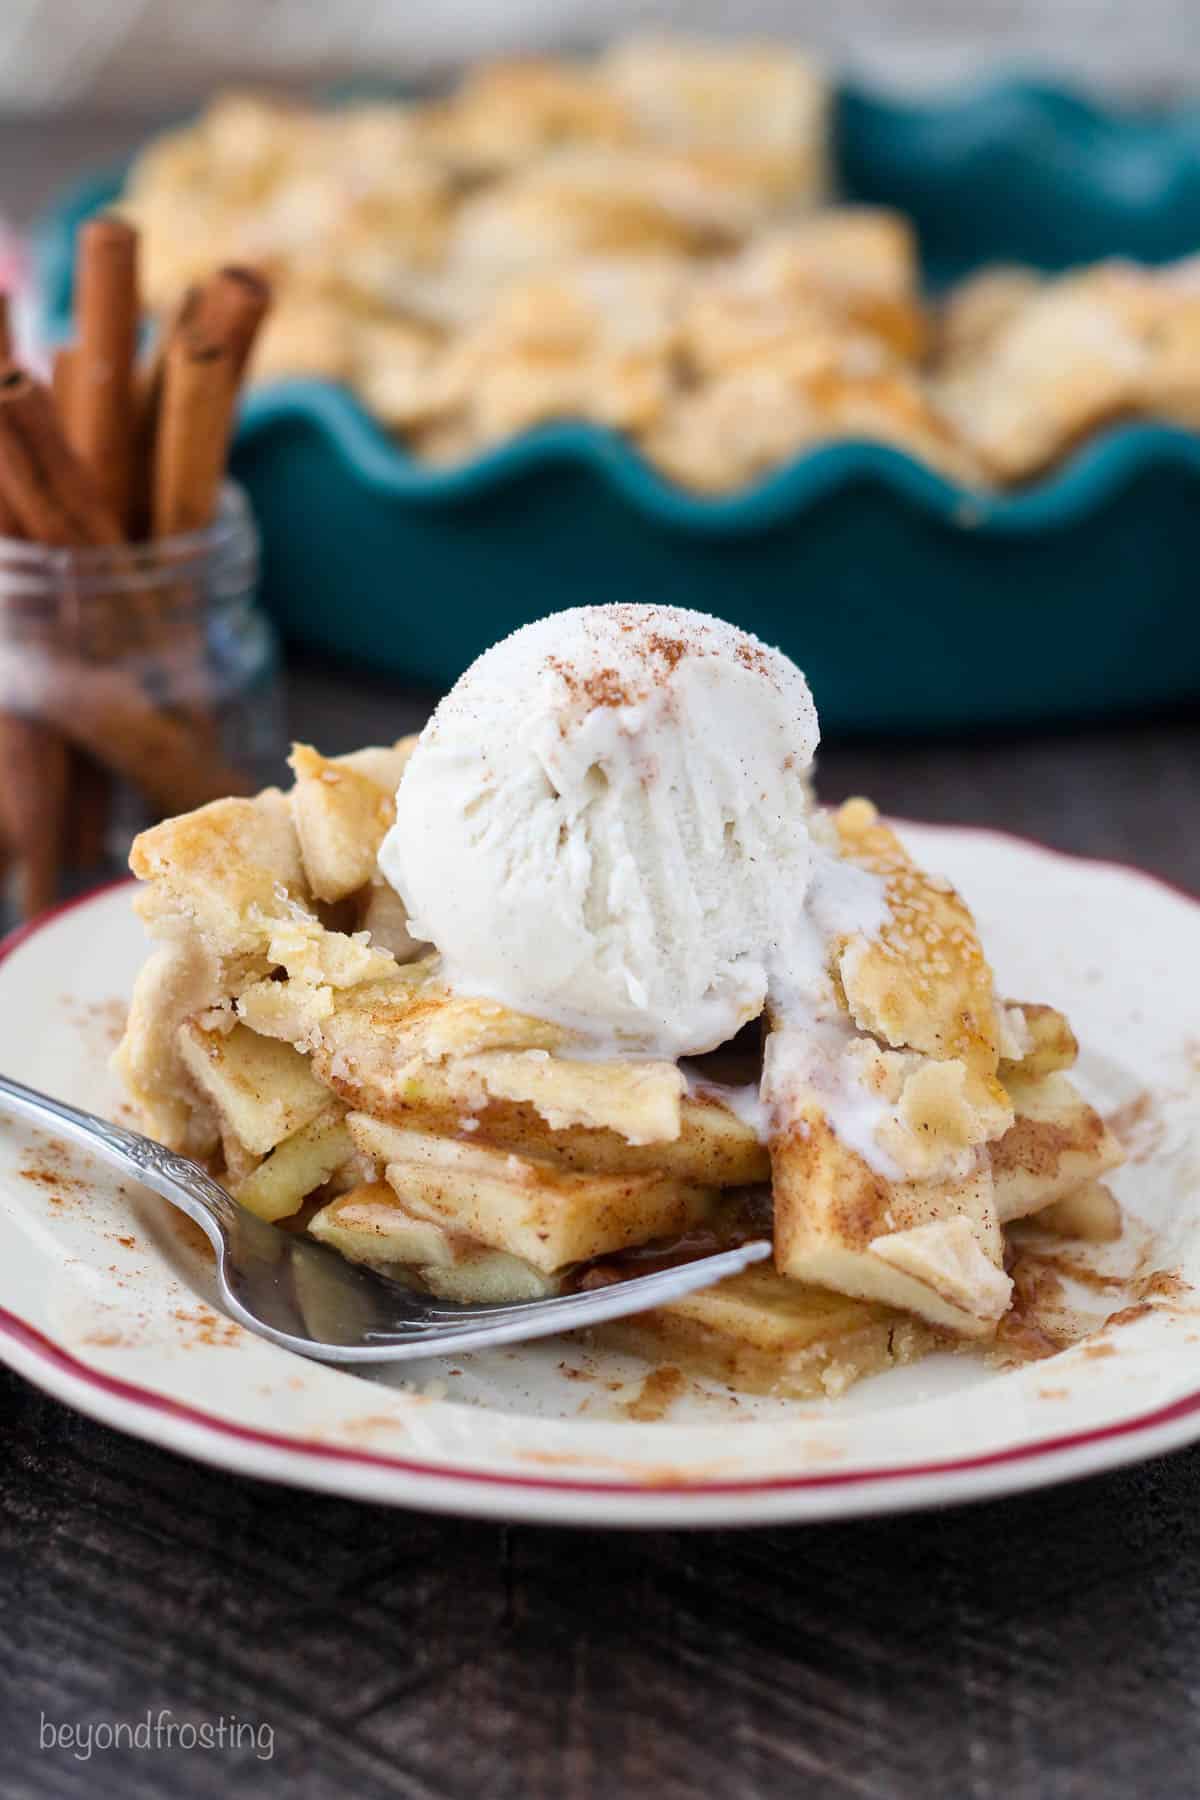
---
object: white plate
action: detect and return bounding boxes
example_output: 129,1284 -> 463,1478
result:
2,825 -> 1198,1528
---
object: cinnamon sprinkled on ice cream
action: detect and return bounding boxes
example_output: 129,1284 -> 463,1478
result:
378,603 -> 875,1059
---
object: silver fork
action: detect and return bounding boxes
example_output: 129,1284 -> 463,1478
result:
0,1071 -> 771,1364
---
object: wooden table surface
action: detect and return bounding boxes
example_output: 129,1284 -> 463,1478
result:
3,113 -> 1200,1800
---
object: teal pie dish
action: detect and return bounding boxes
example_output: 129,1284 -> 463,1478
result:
36,75 -> 1200,732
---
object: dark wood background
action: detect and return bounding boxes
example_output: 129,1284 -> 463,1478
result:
2,116 -> 1200,1800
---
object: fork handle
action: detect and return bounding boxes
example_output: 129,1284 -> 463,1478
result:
0,1069 -> 149,1163
0,1069 -> 237,1234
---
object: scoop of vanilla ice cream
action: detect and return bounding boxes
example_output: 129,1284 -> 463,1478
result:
377,604 -> 821,1057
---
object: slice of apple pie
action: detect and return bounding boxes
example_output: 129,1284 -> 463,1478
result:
115,735 -> 1122,1400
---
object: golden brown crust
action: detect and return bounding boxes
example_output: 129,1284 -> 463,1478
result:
287,743 -> 399,903
833,798 -> 1003,1078
768,1100 -> 1008,1338
130,789 -> 308,959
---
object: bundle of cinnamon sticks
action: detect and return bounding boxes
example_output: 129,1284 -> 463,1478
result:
0,219 -> 272,917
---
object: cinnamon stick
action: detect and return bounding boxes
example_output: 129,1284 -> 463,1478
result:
67,750 -> 112,872
0,305 -> 20,533
130,285 -> 201,539
55,333 -> 117,868
152,330 -> 236,536
196,266 -> 271,383
51,343 -> 76,419
146,324 -> 236,755
0,311 -> 18,538
73,215 -> 139,533
132,270 -> 268,531
0,713 -> 71,913
0,367 -> 123,548
28,659 -> 252,812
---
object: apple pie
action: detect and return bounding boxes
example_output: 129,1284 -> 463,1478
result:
117,32 -> 1200,494
115,739 -> 1122,1400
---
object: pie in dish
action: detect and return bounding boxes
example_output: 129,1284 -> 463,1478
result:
119,36 -> 1200,492
115,610 -> 1124,1400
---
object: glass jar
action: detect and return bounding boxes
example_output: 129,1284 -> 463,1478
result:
0,482 -> 283,860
